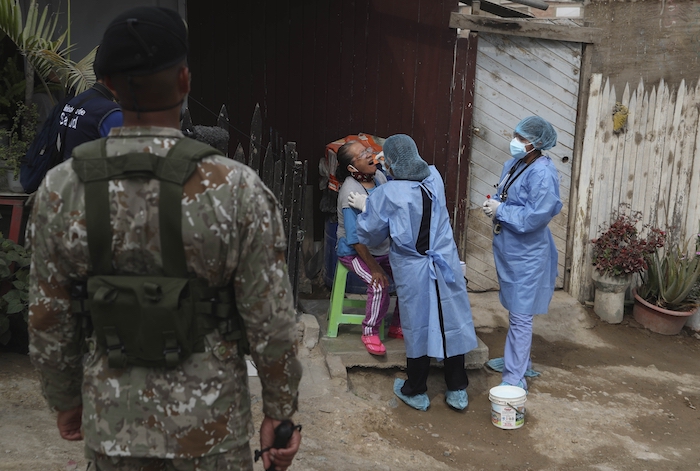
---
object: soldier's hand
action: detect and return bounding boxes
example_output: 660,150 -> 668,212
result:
259,416 -> 301,471
57,405 -> 83,441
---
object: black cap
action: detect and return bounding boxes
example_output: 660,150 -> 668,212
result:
95,7 -> 188,77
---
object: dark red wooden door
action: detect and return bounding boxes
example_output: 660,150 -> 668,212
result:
187,0 -> 475,243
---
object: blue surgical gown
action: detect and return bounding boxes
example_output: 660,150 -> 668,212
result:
492,155 -> 562,315
356,166 -> 478,360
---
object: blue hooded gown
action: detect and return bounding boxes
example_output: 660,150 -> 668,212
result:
492,155 -> 562,314
356,166 -> 477,360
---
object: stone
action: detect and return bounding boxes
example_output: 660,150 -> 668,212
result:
300,313 -> 320,349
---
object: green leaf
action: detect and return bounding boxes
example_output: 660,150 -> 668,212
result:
6,250 -> 22,262
5,299 -> 24,314
3,289 -> 20,303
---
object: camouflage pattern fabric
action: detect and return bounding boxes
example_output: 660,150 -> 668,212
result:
27,126 -> 302,459
85,440 -> 254,470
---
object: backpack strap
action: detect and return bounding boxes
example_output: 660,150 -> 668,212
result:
72,137 -> 223,276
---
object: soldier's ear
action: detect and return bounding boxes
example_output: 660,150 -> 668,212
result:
178,66 -> 191,95
103,76 -> 118,100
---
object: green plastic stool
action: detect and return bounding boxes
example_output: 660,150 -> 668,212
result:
326,261 -> 384,338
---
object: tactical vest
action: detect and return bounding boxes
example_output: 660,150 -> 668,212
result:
71,137 -> 249,369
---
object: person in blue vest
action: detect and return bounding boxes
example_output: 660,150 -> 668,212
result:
60,65 -> 122,160
349,134 -> 477,411
482,116 -> 562,392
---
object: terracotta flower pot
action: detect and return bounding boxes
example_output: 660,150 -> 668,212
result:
591,270 -> 632,324
632,289 -> 697,335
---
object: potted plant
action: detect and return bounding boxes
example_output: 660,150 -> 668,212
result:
633,233 -> 700,335
590,207 -> 665,323
0,232 -> 31,351
0,101 -> 37,190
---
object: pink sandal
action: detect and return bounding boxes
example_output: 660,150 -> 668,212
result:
361,335 -> 386,356
388,326 -> 404,340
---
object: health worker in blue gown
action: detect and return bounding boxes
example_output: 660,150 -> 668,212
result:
349,134 -> 478,412
482,116 -> 562,392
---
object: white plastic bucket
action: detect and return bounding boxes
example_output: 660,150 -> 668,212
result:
489,385 -> 527,429
460,261 -> 467,279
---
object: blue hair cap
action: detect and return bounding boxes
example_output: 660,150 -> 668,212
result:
383,134 -> 430,181
515,116 -> 557,151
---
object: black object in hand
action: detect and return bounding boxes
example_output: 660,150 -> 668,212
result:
254,420 -> 302,471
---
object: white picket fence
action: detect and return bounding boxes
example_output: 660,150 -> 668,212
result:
569,74 -> 700,303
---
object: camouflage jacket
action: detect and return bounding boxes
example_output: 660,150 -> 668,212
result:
27,126 -> 302,458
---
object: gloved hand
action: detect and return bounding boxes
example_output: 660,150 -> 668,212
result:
348,192 -> 367,212
482,199 -> 501,219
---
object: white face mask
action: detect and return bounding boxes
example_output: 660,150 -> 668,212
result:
510,138 -> 533,159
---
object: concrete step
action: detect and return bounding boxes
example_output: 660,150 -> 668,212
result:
319,327 -> 489,370
299,297 -> 489,374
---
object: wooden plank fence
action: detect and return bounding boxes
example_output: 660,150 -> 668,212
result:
569,74 -> 700,303
184,103 -> 308,306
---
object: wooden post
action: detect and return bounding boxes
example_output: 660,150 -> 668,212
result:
232,143 -> 246,163
249,104 -> 262,171
262,143 -> 275,189
273,160 -> 284,205
288,156 -> 306,304
564,36 -> 593,293
281,143 -> 294,245
217,104 -> 229,130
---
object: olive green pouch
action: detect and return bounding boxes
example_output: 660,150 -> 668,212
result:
88,275 -> 199,368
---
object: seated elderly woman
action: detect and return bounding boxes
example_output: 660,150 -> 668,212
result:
335,140 -> 402,356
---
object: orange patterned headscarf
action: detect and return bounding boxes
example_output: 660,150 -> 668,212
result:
325,133 -> 383,192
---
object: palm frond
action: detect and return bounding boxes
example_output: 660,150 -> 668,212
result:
35,47 -> 95,93
62,46 -> 96,94
0,0 -> 93,95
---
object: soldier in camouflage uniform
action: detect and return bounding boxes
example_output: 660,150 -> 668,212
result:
27,6 -> 302,471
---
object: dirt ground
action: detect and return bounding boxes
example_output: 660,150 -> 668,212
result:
2,300 -> 700,471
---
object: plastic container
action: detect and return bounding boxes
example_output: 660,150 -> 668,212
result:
489,385 -> 527,429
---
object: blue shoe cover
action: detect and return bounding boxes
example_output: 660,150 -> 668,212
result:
499,380 -> 528,395
486,357 -> 505,371
487,357 -> 541,377
445,389 -> 468,410
393,378 -> 430,411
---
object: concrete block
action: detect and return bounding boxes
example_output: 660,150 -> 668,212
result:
325,354 -> 347,383
686,309 -> 700,332
300,314 -> 319,349
464,336 -> 489,369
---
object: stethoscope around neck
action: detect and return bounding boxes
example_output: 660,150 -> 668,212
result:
491,152 -> 540,235
493,152 -> 541,202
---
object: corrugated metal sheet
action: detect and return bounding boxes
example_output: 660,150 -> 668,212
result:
464,32 -> 582,291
